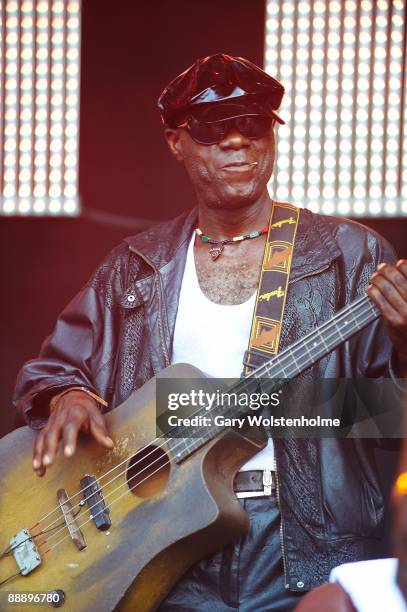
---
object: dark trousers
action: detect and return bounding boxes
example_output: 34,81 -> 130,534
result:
159,494 -> 305,611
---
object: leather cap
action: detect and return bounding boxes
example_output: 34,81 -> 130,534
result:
157,53 -> 285,127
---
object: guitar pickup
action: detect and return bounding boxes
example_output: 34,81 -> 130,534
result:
80,475 -> 111,531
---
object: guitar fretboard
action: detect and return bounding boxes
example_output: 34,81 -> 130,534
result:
167,294 -> 380,461
258,293 -> 379,379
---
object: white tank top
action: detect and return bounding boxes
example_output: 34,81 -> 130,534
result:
171,234 -> 275,471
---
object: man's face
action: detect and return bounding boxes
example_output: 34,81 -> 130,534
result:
165,118 -> 276,210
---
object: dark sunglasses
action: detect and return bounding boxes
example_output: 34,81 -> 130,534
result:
178,115 -> 273,145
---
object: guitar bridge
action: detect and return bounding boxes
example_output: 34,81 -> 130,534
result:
57,489 -> 86,550
10,528 -> 41,576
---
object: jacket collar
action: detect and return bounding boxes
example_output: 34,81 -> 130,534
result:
124,208 -> 198,271
289,207 -> 341,281
123,205 -> 342,279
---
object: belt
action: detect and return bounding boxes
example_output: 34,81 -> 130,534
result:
233,469 -> 276,498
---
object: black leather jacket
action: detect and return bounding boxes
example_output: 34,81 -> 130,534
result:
14,206 -> 400,591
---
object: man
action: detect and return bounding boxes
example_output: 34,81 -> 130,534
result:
14,54 -> 407,610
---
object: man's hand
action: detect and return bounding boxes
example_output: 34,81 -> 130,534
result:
32,390 -> 114,476
367,259 -> 407,374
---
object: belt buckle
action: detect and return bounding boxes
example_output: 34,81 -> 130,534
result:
235,470 -> 274,499
263,469 -> 272,496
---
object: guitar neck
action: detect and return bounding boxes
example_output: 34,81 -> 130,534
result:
170,294 -> 380,461
255,293 -> 380,380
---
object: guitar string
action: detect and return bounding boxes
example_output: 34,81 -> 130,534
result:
28,293 -> 375,537
30,302 -> 378,552
0,570 -> 22,587
28,295 -> 377,542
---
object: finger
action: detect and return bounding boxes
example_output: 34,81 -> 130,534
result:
62,421 -> 82,457
374,263 -> 407,301
33,429 -> 45,468
369,271 -> 407,320
33,429 -> 47,475
58,402 -> 93,456
41,419 -> 65,467
396,259 -> 407,280
89,412 -> 114,448
367,284 -> 407,329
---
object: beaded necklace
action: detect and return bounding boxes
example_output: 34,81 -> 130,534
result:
195,224 -> 269,260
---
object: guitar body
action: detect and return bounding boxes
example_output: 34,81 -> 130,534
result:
0,364 -> 266,611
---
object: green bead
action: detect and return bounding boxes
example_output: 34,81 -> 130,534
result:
201,235 -> 210,243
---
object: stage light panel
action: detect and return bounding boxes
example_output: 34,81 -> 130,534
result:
1,0 -> 82,216
370,185 -> 382,198
276,186 -> 289,200
384,200 -> 397,214
369,200 -> 381,215
279,171 -> 290,185
33,199 -> 46,213
293,156 -> 305,170
33,184 -> 45,197
63,199 -> 77,214
323,187 -> 335,200
308,155 -> 320,170
322,201 -> 335,214
265,0 -> 406,217
337,200 -> 350,215
292,186 -> 305,200
354,185 -> 367,199
308,186 -> 320,200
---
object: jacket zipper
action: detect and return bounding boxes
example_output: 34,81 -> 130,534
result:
274,451 -> 289,588
273,264 -> 332,589
154,272 -> 170,367
128,245 -> 170,368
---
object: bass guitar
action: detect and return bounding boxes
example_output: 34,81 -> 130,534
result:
0,293 -> 380,611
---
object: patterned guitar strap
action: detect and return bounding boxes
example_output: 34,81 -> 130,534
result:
243,201 -> 300,376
